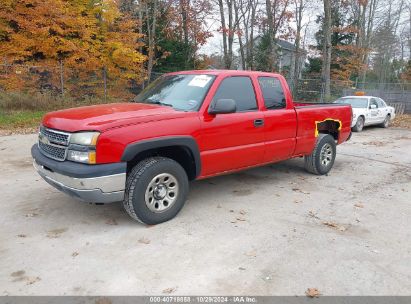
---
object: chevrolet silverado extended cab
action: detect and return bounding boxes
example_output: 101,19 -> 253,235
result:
32,70 -> 352,224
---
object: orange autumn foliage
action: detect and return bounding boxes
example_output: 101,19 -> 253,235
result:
0,0 -> 146,96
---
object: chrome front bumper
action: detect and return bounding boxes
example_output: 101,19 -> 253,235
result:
34,161 -> 125,203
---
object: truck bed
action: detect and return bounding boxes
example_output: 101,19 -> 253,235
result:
292,103 -> 352,156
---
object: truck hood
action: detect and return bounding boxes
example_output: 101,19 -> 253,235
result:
42,102 -> 185,132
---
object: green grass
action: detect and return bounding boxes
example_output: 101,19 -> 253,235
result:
0,111 -> 45,130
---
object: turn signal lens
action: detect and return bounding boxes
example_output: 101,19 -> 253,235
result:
67,150 -> 96,164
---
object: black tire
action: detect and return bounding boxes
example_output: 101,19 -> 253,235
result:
380,115 -> 390,128
352,116 -> 364,132
123,157 -> 189,225
304,134 -> 336,175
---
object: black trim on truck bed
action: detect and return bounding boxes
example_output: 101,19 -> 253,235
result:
31,144 -> 127,178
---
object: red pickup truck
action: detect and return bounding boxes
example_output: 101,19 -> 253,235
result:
32,70 -> 352,224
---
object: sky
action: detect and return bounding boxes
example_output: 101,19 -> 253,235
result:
198,2 -> 322,57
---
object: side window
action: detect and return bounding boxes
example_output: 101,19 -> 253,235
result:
370,98 -> 378,108
212,77 -> 257,112
258,77 -> 286,109
377,98 -> 386,108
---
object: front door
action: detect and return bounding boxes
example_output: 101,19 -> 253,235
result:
199,76 -> 265,176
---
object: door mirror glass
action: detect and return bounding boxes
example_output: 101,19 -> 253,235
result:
370,104 -> 377,109
208,99 -> 237,114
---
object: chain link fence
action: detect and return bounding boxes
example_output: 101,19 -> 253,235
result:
0,63 -> 410,113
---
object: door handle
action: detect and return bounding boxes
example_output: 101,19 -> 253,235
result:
254,119 -> 264,127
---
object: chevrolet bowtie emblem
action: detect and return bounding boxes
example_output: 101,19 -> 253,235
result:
39,134 -> 50,145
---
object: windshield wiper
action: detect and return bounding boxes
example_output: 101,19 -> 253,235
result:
147,101 -> 174,108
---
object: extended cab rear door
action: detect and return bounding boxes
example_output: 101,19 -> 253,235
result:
256,76 -> 297,162
198,75 -> 265,176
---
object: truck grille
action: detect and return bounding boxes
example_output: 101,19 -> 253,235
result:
38,126 -> 71,161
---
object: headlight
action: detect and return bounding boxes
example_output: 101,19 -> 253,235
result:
67,150 -> 96,164
70,132 -> 100,146
67,132 -> 99,164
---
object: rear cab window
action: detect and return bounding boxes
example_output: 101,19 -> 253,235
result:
258,77 -> 286,110
212,76 -> 257,112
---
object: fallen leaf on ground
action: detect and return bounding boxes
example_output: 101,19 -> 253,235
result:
245,251 -> 257,257
71,252 -> 79,257
46,228 -> 68,238
25,213 -> 38,218
26,276 -> 41,285
323,221 -> 346,232
162,287 -> 177,294
306,288 -> 321,298
236,216 -> 246,222
362,141 -> 385,146
230,219 -> 237,223
105,219 -> 118,226
138,237 -> 151,244
239,267 -> 246,271
308,210 -> 320,219
354,203 -> 364,208
17,234 -> 27,238
239,210 -> 246,215
294,200 -> 302,204
229,210 -> 234,213
292,188 -> 310,194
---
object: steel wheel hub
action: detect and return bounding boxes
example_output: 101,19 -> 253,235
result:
320,143 -> 333,167
145,173 -> 179,213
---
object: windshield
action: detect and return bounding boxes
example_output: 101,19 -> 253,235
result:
335,98 -> 368,108
134,74 -> 216,111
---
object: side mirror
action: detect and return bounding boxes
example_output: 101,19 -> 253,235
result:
208,99 -> 236,114
370,104 -> 377,109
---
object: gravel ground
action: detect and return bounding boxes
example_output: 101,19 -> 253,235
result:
0,127 -> 410,296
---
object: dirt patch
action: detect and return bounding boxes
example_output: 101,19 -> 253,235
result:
232,189 -> 253,196
362,141 -> 386,147
6,159 -> 33,169
10,270 -> 41,285
46,228 -> 68,238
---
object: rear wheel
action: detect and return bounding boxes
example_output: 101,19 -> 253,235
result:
352,116 -> 364,132
123,157 -> 189,225
304,134 -> 336,175
380,115 -> 390,128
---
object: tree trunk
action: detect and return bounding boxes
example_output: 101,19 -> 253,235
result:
322,0 -> 332,100
290,0 -> 303,94
218,0 -> 230,68
233,0 -> 245,70
180,0 -> 191,69
265,0 -> 274,71
146,0 -> 158,84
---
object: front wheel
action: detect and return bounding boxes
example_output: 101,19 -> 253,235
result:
380,115 -> 390,128
352,116 -> 364,132
123,157 -> 189,225
304,134 -> 337,175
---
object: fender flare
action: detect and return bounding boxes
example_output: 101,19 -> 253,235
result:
121,136 -> 201,178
